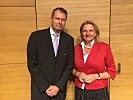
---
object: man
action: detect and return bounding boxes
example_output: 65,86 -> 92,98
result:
27,7 -> 74,100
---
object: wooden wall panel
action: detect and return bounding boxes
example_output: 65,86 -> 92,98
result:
36,0 -> 110,100
0,64 -> 30,100
0,7 -> 36,64
0,0 -> 35,6
110,1 -> 133,100
112,0 -> 133,5
36,0 -> 110,44
0,5 -> 36,100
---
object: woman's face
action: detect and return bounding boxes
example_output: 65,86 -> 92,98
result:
81,24 -> 96,43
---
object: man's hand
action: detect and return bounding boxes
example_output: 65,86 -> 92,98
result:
46,85 -> 59,97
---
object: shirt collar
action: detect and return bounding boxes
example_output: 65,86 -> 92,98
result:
81,39 -> 95,49
50,27 -> 60,36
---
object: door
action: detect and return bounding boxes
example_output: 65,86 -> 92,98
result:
110,1 -> 133,100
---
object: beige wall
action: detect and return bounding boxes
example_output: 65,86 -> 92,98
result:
36,0 -> 110,44
0,0 -> 133,100
0,1 -> 36,100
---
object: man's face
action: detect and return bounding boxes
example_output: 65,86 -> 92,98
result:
51,10 -> 67,33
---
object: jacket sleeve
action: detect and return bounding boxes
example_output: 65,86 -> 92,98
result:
105,44 -> 117,80
27,32 -> 49,93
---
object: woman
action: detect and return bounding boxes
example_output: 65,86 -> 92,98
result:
73,20 -> 116,100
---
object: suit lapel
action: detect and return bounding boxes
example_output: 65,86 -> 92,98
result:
45,28 -> 55,58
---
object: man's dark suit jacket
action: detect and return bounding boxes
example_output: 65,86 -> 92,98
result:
27,28 -> 74,100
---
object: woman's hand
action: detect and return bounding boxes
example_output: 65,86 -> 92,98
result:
84,74 -> 98,84
76,71 -> 87,82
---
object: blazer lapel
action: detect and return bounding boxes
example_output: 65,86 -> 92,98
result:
45,28 -> 55,58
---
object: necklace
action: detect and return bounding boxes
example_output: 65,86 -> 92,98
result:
84,39 -> 95,49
